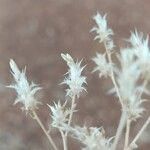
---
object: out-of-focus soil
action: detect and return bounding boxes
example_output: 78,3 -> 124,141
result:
0,0 -> 149,150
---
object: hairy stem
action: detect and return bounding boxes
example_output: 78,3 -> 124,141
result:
124,119 -> 131,150
104,42 -> 123,108
60,130 -> 68,150
64,95 -> 76,148
66,95 -> 76,135
112,111 -> 127,150
128,116 -> 150,149
32,110 -> 58,150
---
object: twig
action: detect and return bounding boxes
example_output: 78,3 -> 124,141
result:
104,41 -> 127,150
66,95 -> 76,135
104,42 -> 124,108
60,130 -> 67,150
112,111 -> 127,150
124,119 -> 131,150
62,95 -> 76,149
128,116 -> 150,149
32,110 -> 58,150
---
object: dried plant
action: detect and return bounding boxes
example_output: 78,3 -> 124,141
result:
7,12 -> 150,150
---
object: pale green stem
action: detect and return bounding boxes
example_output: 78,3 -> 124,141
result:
65,95 -> 76,136
104,41 -> 124,108
128,116 -> 150,149
32,110 -> 58,150
60,130 -> 67,150
112,111 -> 127,150
124,119 -> 131,150
64,95 -> 76,148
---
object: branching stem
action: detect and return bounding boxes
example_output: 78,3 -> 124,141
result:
60,130 -> 67,150
32,110 -> 58,150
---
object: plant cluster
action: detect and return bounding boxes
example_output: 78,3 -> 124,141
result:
7,12 -> 150,150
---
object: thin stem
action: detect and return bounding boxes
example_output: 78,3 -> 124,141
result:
65,95 -> 76,136
124,119 -> 131,150
60,130 -> 67,150
128,116 -> 150,149
64,95 -> 76,148
32,110 -> 58,150
112,111 -> 127,150
58,95 -> 76,149
104,42 -> 123,108
104,41 -> 126,150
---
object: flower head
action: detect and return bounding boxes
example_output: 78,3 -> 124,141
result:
71,126 -> 112,150
128,30 -> 150,78
61,53 -> 86,98
128,30 -> 146,49
91,12 -> 114,51
114,49 -> 145,120
92,52 -> 113,78
126,99 -> 145,121
48,101 -> 76,130
8,59 -> 41,113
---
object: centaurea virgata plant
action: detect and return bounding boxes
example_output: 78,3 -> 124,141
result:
8,59 -> 58,150
7,12 -> 150,150
92,12 -> 150,150
46,53 -> 86,150
61,53 -> 86,133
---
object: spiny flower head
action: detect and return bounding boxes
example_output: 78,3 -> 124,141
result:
92,52 -> 113,78
128,30 -> 145,48
126,98 -> 145,121
128,30 -> 150,78
115,49 -> 145,120
71,126 -> 112,150
61,53 -> 86,98
91,12 -> 114,51
116,49 -> 139,100
8,59 -> 41,113
48,101 -> 76,130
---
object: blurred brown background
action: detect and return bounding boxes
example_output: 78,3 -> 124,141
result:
0,0 -> 149,149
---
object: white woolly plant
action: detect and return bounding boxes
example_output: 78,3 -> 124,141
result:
47,53 -> 87,150
92,12 -> 150,150
8,12 -> 150,150
8,59 -> 58,150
